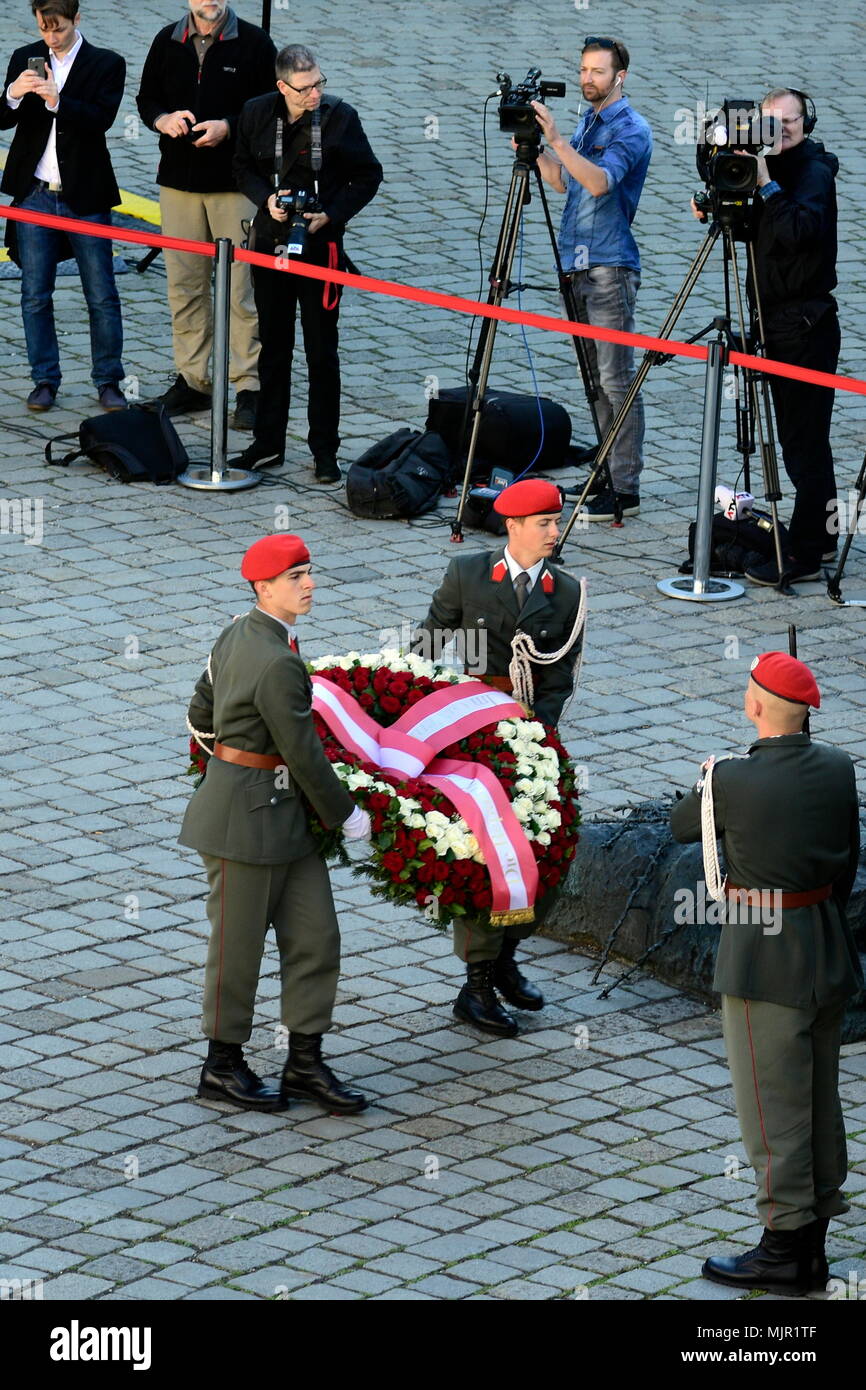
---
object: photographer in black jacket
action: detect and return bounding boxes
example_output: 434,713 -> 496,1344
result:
743,90 -> 841,585
137,3 -> 275,429
231,45 -> 382,481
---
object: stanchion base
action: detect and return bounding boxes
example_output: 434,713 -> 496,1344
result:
657,575 -> 745,602
178,465 -> 263,492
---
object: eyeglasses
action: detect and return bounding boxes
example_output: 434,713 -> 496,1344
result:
582,36 -> 626,72
282,74 -> 327,95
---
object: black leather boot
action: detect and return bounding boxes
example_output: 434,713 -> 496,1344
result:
492,937 -> 544,1011
197,1040 -> 287,1112
800,1217 -> 830,1290
453,961 -> 519,1037
280,1033 -> 368,1114
702,1226 -> 812,1295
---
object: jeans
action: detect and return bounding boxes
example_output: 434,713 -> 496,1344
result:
569,264 -> 644,494
252,245 -> 341,459
764,308 -> 840,567
16,183 -> 124,388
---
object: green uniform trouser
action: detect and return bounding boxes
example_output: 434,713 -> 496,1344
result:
722,995 -> 850,1231
201,853 -> 340,1043
452,918 -> 536,964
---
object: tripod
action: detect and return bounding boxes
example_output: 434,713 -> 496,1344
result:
554,208 -> 788,591
451,133 -> 613,540
827,448 -> 866,606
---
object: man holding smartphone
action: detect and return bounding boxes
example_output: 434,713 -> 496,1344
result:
0,0 -> 126,412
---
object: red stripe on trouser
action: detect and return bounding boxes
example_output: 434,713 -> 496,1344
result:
744,999 -> 776,1228
214,858 -> 226,1039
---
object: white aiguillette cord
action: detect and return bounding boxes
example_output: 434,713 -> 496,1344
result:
508,577 -> 588,714
186,650 -> 216,757
701,755 -> 727,902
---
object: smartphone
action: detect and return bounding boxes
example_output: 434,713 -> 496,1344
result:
27,57 -> 47,77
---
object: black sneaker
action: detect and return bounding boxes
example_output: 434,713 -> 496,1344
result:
232,389 -> 258,431
745,554 -> 821,585
156,373 -> 211,416
314,454 -> 341,484
579,488 -> 640,522
228,442 -> 285,471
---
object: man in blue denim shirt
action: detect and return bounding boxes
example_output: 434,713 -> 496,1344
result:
534,38 -> 652,521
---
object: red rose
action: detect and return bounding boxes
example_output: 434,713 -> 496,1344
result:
433,860 -> 451,881
368,792 -> 391,810
474,889 -> 492,909
381,851 -> 404,874
417,864 -> 436,884
372,668 -> 391,693
390,678 -> 410,698
379,695 -> 401,715
358,692 -> 375,710
352,667 -> 371,691
439,886 -> 456,905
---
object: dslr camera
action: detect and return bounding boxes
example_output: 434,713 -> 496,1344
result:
497,68 -> 566,144
694,98 -> 781,229
275,187 -> 323,258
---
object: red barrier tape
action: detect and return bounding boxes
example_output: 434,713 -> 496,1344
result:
3,201 -> 865,399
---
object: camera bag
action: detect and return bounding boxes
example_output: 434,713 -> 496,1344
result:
425,387 -> 572,477
681,509 -> 792,575
45,403 -> 189,485
346,428 -> 452,519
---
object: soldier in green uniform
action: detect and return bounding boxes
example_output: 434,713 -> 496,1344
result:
670,651 -> 863,1294
179,533 -> 371,1114
414,479 -> 587,1038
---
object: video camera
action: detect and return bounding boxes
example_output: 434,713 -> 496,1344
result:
694,99 -> 781,229
276,187 -> 323,258
497,68 -> 566,144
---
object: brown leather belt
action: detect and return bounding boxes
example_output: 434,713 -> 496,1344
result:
214,741 -> 285,771
725,883 -> 832,909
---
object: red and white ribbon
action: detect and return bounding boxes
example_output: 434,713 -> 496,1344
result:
311,676 -> 540,922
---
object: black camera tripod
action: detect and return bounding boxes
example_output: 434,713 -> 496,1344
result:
554,207 -> 789,592
451,131 -> 613,540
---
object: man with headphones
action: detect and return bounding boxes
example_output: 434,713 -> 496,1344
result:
741,89 -> 841,586
532,37 -> 652,524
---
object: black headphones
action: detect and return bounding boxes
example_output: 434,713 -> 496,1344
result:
790,88 -> 817,134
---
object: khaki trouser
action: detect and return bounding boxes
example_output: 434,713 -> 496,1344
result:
722,995 -> 850,1231
201,853 -> 340,1042
160,187 -> 260,394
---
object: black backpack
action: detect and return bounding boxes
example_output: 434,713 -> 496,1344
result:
346,428 -> 451,518
45,403 -> 189,485
682,509 -> 793,575
426,387 -> 572,476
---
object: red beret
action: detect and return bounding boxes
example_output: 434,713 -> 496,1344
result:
241,534 -> 310,582
492,479 -> 563,518
750,651 -> 820,708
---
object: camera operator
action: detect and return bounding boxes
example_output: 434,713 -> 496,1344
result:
693,89 -> 840,585
532,37 -> 652,523
230,45 -> 382,482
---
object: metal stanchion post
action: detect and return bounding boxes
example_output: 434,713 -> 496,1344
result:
179,238 -> 262,493
657,327 -> 744,603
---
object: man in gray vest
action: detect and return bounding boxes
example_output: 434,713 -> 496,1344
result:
180,533 -> 371,1114
670,651 -> 862,1294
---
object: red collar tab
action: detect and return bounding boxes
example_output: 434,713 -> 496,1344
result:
491,560 -> 507,582
541,570 -> 554,594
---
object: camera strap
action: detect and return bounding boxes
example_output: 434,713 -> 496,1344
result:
274,103 -> 327,192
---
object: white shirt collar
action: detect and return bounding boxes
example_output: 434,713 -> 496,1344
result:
256,605 -> 296,643
503,547 -> 545,589
50,32 -> 83,71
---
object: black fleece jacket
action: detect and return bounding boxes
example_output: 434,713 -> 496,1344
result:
752,139 -> 838,319
136,9 -> 275,194
234,91 -> 382,249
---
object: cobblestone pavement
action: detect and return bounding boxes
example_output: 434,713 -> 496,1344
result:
0,2 -> 864,1302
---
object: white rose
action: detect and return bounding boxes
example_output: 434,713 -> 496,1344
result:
535,831 -> 552,846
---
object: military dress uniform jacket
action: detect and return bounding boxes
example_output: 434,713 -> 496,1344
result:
414,551 -> 584,727
179,608 -> 353,865
670,733 -> 863,1009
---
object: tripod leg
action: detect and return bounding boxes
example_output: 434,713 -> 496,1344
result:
556,224 -> 722,556
452,162 -> 532,538
827,450 -> 866,600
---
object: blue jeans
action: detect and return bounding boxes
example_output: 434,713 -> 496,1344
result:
570,265 -> 644,494
16,184 -> 124,388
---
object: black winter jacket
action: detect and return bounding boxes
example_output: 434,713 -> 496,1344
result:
234,91 -> 382,251
136,9 -> 275,194
751,139 -> 838,326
